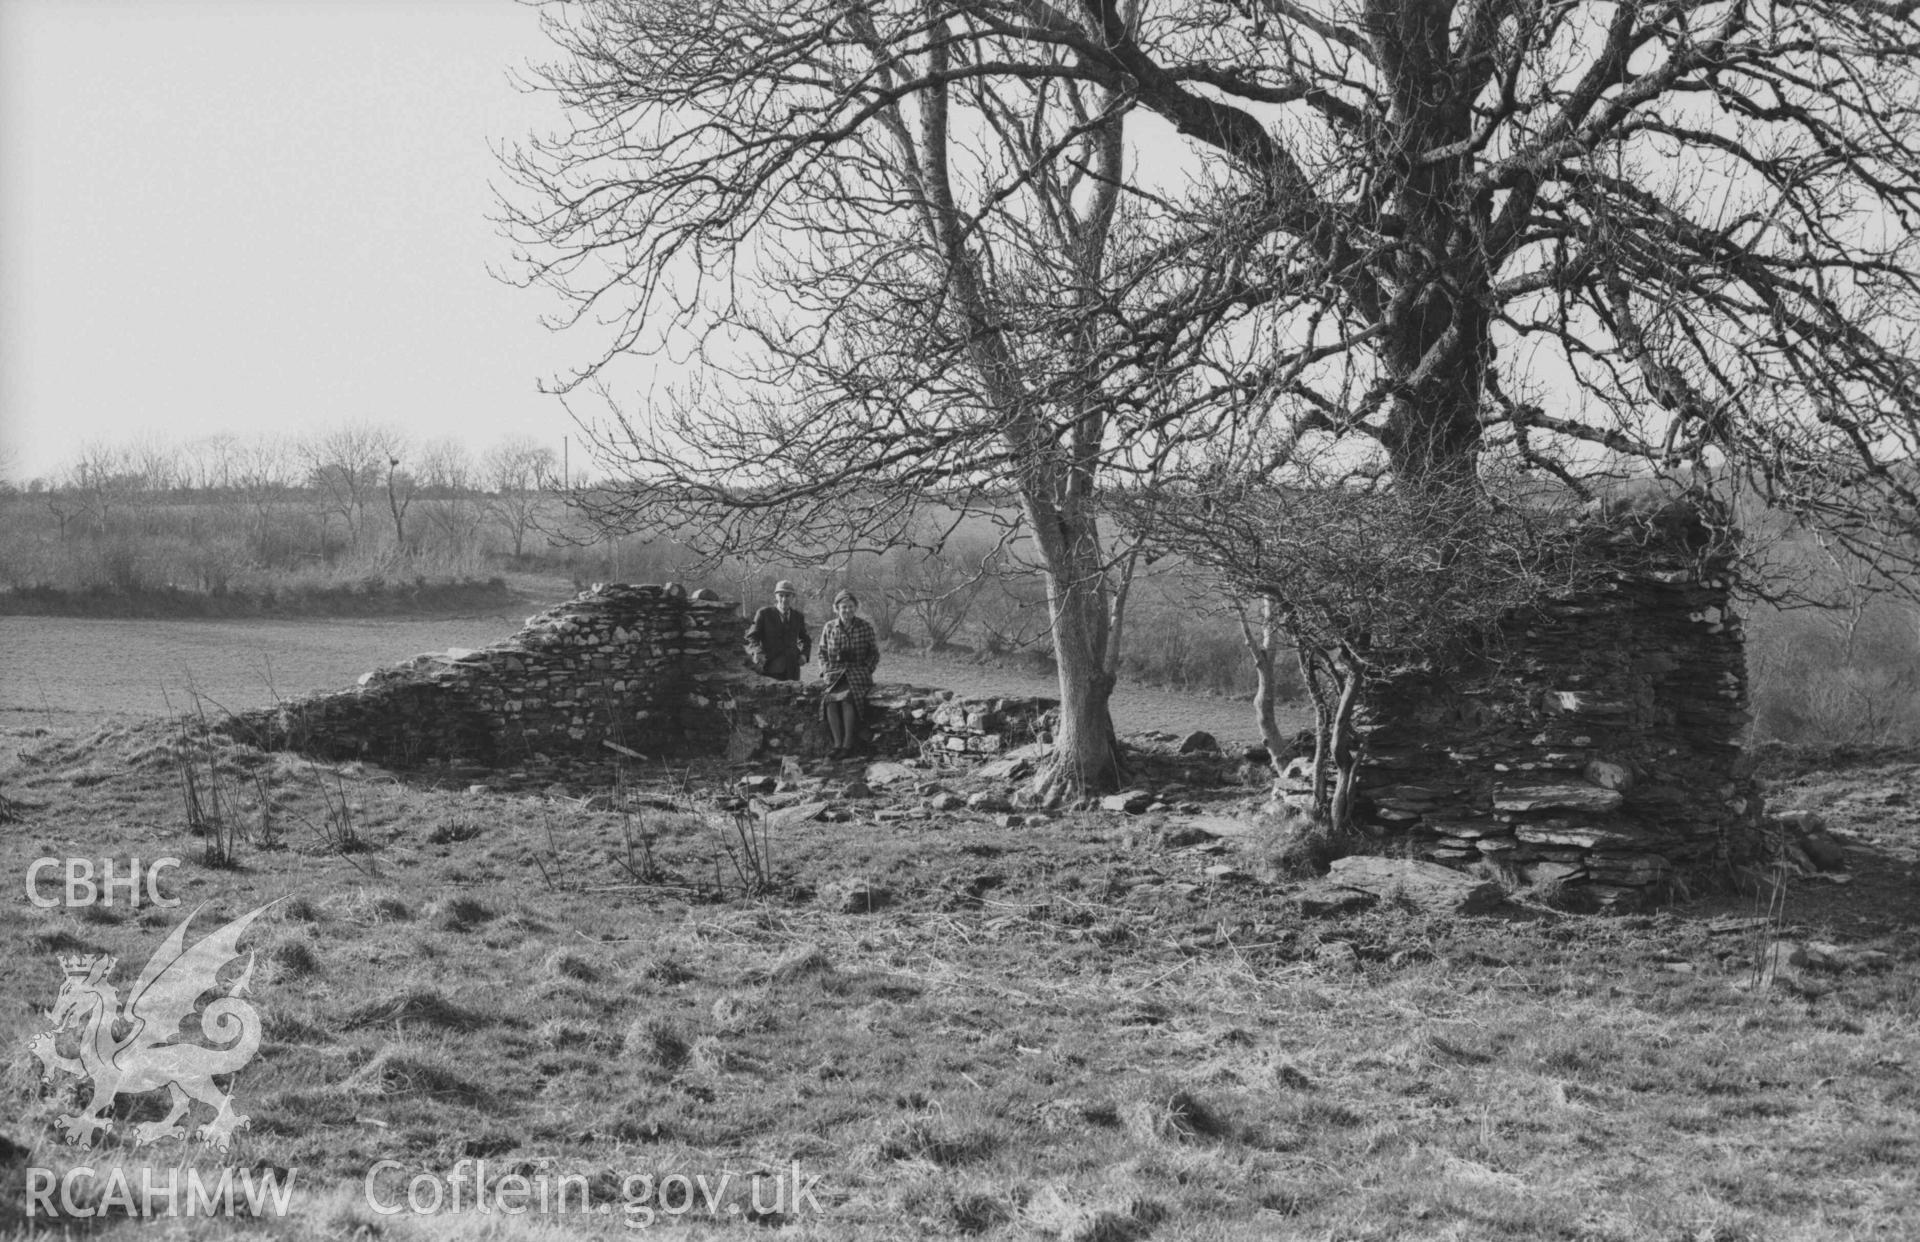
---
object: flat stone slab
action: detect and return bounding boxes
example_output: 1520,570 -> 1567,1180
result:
1370,783 -> 1458,806
863,761 -> 917,788
1514,820 -> 1651,850
1326,856 -> 1506,915
762,800 -> 830,831
1423,818 -> 1507,840
1493,783 -> 1625,814
1176,814 -> 1271,841
1548,691 -> 1633,716
1293,885 -> 1380,917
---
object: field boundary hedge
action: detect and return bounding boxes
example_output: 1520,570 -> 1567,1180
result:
0,577 -> 519,620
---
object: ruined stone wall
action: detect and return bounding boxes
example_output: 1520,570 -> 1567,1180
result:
229,584 -> 749,766
228,554 -> 1759,907
225,582 -> 1052,773
716,683 -> 1054,764
1292,527 -> 1761,907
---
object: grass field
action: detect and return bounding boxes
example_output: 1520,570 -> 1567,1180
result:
1,712 -> 1915,1239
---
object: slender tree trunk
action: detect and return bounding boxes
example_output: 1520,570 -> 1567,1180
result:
1326,661 -> 1363,831
1251,659 -> 1287,771
1235,598 -> 1291,774
1298,646 -> 1333,814
387,476 -> 409,553
1103,536 -> 1143,681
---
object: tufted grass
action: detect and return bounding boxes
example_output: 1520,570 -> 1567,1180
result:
0,722 -> 1914,1240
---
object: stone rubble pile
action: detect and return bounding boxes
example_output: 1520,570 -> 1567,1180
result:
924,696 -> 1059,757
716,684 -> 1060,766
712,679 -> 943,762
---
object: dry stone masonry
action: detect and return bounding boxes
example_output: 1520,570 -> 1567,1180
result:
227,582 -> 1055,775
1281,513 -> 1761,907
230,584 -> 748,766
925,697 -> 1059,757
230,524 -> 1759,909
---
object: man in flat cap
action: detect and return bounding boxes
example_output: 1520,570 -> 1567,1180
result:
746,580 -> 811,680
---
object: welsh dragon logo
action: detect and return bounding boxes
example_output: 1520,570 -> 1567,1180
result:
26,903 -> 273,1153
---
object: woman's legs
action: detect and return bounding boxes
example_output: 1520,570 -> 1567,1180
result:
824,701 -> 851,755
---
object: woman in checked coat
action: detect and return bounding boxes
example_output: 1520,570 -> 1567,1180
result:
816,589 -> 879,759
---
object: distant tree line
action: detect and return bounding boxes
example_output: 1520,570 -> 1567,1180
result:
0,428 -> 1273,698
7,427 -> 1914,742
0,426 -> 564,593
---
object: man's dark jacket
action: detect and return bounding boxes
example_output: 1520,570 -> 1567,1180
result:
747,604 -> 810,680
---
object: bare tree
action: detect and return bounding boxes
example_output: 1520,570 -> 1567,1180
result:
419,437 -> 475,495
481,435 -> 558,559
419,437 -> 484,561
503,2 -> 1226,798
123,434 -> 182,497
301,424 -> 395,552
974,562 -> 1055,658
182,434 -> 241,494
1134,468 -> 1591,828
503,0 -> 1920,791
1228,594 -> 1298,773
882,534 -> 992,651
380,446 -> 419,556
1133,0 -> 1920,578
64,442 -> 137,536
231,435 -> 296,563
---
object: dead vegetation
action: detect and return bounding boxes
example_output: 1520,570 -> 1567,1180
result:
0,721 -> 1915,1240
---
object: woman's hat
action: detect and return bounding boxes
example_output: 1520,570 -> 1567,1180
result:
833,589 -> 857,606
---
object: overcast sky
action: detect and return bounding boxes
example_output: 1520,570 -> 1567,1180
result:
0,0 -> 583,482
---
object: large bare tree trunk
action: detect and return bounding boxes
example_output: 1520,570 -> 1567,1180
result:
1026,491 -> 1124,802
1043,585 -> 1123,800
